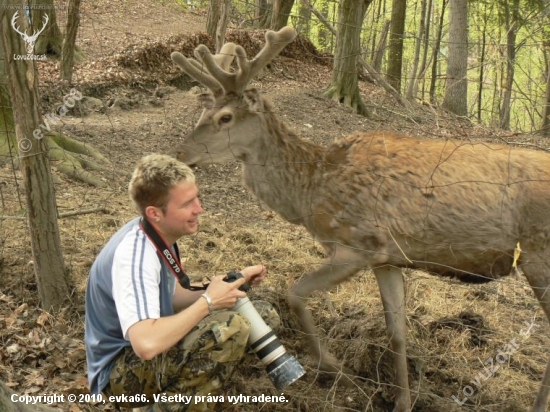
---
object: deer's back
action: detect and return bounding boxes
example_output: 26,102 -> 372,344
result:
307,131 -> 550,280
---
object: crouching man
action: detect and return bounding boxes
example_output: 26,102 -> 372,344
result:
85,154 -> 279,411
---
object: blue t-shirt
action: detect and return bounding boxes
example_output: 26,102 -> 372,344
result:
85,217 -> 176,394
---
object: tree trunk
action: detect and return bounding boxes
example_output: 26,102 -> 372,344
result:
61,0 -> 81,82
0,381 -> 55,412
296,0 -> 311,36
386,0 -> 407,92
442,0 -> 468,116
499,0 -> 519,130
417,0 -> 433,101
324,0 -> 371,116
406,0 -> 428,100
207,0 -> 222,39
429,0 -> 447,104
255,0 -> 272,28
29,0 -> 63,57
317,0 -> 330,51
215,0 -> 230,52
271,0 -> 294,30
1,6 -> 70,311
372,20 -> 390,73
542,43 -> 550,136
477,2 -> 490,123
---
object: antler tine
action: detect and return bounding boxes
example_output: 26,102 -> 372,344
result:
195,44 -> 242,94
172,27 -> 296,96
171,50 -> 224,96
198,26 -> 297,95
171,42 -> 238,97
234,26 -> 297,93
212,42 -> 237,71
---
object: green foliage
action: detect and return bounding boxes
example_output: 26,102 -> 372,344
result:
175,0 -> 548,132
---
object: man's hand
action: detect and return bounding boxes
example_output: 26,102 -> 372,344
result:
240,265 -> 267,287
206,275 -> 247,310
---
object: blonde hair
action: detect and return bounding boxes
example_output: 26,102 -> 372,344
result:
129,154 -> 195,216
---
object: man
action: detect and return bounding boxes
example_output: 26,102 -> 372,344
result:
85,154 -> 276,411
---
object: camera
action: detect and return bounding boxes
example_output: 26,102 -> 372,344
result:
223,270 -> 305,389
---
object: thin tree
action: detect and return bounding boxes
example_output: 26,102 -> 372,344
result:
499,0 -> 520,130
386,0 -> 407,92
406,0 -> 429,100
542,41 -> 550,136
295,0 -> 311,35
372,20 -> 390,73
416,0 -> 433,101
255,0 -> 272,28
368,0 -> 384,63
207,0 -> 222,39
61,0 -> 81,82
476,1 -> 491,123
317,0 -> 331,51
1,7 -> 70,311
324,0 -> 372,116
429,0 -> 447,104
215,0 -> 230,52
442,0 -> 469,116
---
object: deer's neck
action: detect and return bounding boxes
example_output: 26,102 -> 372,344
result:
242,111 -> 325,225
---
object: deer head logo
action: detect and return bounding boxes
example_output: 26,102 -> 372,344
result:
11,11 -> 49,55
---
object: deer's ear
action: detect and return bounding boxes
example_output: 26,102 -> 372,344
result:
198,93 -> 214,109
243,88 -> 264,111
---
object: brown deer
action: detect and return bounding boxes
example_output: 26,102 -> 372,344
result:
171,27 -> 550,412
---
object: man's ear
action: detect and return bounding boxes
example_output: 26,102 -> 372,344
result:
145,205 -> 162,222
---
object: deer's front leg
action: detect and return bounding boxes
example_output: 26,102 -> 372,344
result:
288,246 -> 363,384
373,265 -> 411,412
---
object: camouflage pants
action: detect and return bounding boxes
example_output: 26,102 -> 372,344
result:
103,300 -> 280,412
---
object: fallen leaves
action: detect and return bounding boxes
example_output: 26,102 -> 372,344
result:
0,296 -> 89,407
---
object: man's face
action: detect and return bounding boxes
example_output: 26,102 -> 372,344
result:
158,180 -> 204,241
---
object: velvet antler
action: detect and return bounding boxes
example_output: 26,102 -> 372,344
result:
171,27 -> 297,96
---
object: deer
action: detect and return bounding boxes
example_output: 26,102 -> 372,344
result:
170,27 -> 550,412
11,11 -> 49,55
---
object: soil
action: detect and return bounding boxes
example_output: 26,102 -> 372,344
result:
1,1 -> 549,411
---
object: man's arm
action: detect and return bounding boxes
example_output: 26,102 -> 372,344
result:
127,297 -> 209,360
127,275 -> 247,360
172,282 -> 204,313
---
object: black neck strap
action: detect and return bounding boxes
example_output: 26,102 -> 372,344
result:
140,218 -> 206,291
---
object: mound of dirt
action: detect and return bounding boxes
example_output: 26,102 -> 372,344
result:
116,29 -> 329,72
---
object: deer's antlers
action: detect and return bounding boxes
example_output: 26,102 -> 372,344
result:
171,27 -> 297,96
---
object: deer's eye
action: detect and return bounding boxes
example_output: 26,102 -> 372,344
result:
220,114 -> 232,124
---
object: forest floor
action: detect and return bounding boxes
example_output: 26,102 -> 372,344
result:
1,0 -> 550,411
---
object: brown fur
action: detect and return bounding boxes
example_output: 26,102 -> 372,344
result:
171,27 -> 550,412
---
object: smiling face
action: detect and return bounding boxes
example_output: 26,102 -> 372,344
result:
147,179 -> 204,244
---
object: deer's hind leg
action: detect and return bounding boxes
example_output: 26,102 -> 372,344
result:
520,249 -> 550,412
287,245 -> 365,382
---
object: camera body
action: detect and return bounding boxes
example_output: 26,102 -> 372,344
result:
223,271 -> 305,389
223,270 -> 250,292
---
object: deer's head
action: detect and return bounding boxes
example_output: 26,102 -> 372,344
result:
170,27 -> 297,165
11,11 -> 49,55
